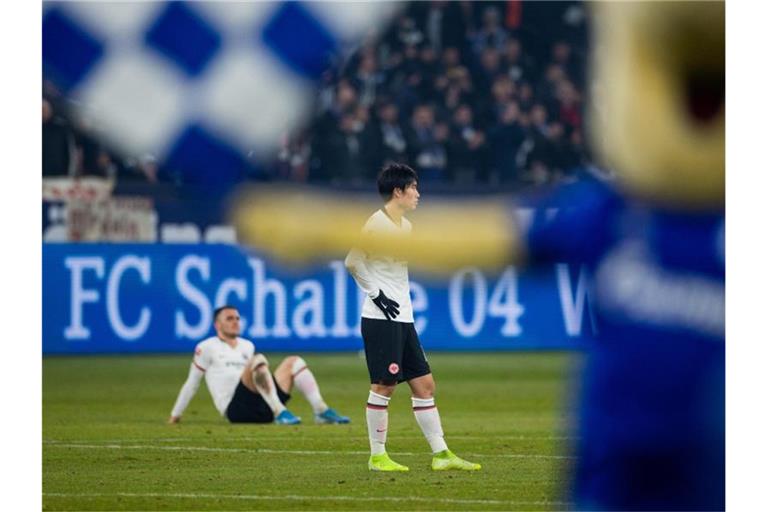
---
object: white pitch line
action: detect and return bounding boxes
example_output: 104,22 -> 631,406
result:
43,434 -> 578,443
174,434 -> 579,441
43,442 -> 574,460
43,491 -> 569,507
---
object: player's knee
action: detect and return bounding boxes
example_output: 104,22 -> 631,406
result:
414,388 -> 434,399
249,353 -> 269,371
290,356 -> 307,375
372,381 -> 397,396
413,381 -> 435,399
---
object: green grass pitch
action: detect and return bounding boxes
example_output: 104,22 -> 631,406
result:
43,352 -> 578,511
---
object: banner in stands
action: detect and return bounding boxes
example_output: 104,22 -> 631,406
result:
43,244 -> 596,354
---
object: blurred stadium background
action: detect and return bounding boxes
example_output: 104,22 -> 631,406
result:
43,1 -> 600,510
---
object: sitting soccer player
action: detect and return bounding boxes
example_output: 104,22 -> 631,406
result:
168,305 -> 349,425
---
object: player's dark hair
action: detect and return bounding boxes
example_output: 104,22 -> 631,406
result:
377,163 -> 418,201
213,305 -> 238,323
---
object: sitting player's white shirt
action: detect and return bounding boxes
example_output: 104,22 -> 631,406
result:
345,209 -> 414,323
170,336 -> 254,417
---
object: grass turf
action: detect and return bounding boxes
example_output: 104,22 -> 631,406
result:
43,352 -> 578,511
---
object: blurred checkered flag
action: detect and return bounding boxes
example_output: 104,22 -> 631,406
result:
43,1 -> 399,183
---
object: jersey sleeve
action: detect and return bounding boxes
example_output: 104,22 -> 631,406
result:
344,214 -> 382,298
192,342 -> 211,372
345,248 -> 379,298
170,362 -> 205,418
524,179 -> 621,265
243,339 -> 255,358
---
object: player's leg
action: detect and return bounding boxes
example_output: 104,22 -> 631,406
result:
407,373 -> 447,452
403,326 -> 480,471
366,380 -> 408,471
368,380 -> 396,455
273,356 -> 350,424
241,354 -> 299,424
362,318 -> 408,472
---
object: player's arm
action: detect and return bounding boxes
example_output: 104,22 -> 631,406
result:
168,360 -> 205,423
344,247 -> 378,298
344,246 -> 400,320
232,186 -> 524,274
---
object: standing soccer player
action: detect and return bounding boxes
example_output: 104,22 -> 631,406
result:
344,163 -> 480,472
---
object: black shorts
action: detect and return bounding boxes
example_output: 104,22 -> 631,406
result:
225,375 -> 291,423
361,318 -> 431,384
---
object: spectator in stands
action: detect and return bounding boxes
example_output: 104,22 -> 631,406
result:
486,75 -> 517,124
489,101 -> 527,184
517,81 -> 535,112
42,98 -> 76,177
519,118 -> 582,187
417,1 -> 469,53
350,49 -> 384,108
473,47 -> 504,98
517,104 -> 554,185
556,79 -> 583,133
525,103 -> 551,142
405,104 -> 447,181
447,104 -> 486,183
418,45 -> 441,97
440,66 -> 475,113
321,109 -> 369,184
536,63 -> 568,117
309,80 -> 360,181
544,121 -> 577,180
75,127 -> 117,179
470,6 -> 509,55
317,79 -> 358,133
388,43 -> 426,117
551,40 -> 585,88
503,38 -> 535,85
440,46 -> 464,76
395,14 -> 425,49
371,100 -> 408,170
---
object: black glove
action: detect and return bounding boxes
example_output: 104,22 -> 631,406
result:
372,290 -> 400,320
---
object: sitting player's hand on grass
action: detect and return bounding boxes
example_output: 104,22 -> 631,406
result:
167,415 -> 181,424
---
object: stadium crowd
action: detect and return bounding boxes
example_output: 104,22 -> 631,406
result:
43,1 -> 593,191
275,1 -> 592,188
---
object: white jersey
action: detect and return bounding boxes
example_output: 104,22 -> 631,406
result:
170,336 -> 255,417
345,209 -> 414,323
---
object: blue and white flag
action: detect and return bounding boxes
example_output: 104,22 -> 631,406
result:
43,1 -> 399,182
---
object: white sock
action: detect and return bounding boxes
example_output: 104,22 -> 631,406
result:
412,397 -> 448,454
291,357 -> 328,414
252,363 -> 286,415
366,391 -> 390,455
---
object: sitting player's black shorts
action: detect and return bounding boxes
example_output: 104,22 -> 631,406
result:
225,375 -> 291,423
361,318 -> 431,384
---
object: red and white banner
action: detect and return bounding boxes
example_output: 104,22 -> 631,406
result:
42,177 -> 114,202
44,178 -> 157,241
67,198 -> 157,242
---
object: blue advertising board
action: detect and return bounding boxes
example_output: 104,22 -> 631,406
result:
43,244 -> 596,354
